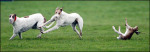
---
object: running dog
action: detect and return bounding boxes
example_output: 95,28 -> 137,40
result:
40,7 -> 83,39
9,13 -> 46,40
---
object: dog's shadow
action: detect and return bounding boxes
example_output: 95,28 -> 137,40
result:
13,37 -> 48,40
15,37 -> 82,41
24,38 -> 47,40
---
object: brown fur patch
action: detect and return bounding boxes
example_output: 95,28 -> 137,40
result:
44,18 -> 46,23
80,31 -> 82,36
41,15 -> 46,23
121,29 -> 135,40
24,16 -> 29,18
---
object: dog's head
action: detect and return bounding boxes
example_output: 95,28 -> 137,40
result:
51,7 -> 63,20
9,14 -> 17,24
133,26 -> 140,35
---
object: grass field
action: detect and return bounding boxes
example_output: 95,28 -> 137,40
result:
1,1 -> 149,51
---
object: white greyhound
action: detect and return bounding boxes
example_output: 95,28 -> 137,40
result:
9,13 -> 46,40
39,7 -> 83,39
112,18 -> 140,40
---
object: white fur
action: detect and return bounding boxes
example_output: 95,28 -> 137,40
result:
9,13 -> 45,40
41,10 -> 83,39
112,26 -> 125,39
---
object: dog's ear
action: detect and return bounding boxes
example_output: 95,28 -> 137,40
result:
14,14 -> 16,16
9,14 -> 12,18
13,14 -> 16,19
133,26 -> 138,31
58,8 -> 63,14
60,8 -> 63,12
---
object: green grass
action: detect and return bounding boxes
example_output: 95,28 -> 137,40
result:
1,1 -> 149,51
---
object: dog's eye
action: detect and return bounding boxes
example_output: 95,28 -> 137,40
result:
13,16 -> 15,18
55,12 -> 57,13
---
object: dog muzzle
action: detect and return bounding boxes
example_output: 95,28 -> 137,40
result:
9,19 -> 13,24
135,31 -> 140,35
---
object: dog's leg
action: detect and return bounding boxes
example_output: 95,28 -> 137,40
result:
9,33 -> 17,40
112,26 -> 124,39
18,32 -> 22,39
112,26 -> 119,34
71,23 -> 82,39
118,26 -> 125,39
76,18 -> 83,36
45,21 -> 55,28
118,26 -> 124,35
42,25 -> 59,33
42,18 -> 55,26
37,27 -> 44,38
37,20 -> 46,38
124,18 -> 132,36
112,26 -> 124,35
125,18 -> 131,28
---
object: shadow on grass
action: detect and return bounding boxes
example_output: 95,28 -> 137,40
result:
15,37 -> 82,41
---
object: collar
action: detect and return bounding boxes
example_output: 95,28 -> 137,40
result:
14,16 -> 17,23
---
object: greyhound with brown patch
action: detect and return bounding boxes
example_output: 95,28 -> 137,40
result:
9,13 -> 46,40
112,18 -> 140,40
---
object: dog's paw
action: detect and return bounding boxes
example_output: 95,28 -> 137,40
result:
117,37 -> 121,40
79,36 -> 83,40
112,26 -> 114,27
9,39 -> 12,40
37,36 -> 41,38
112,26 -> 115,29
40,31 -> 44,34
